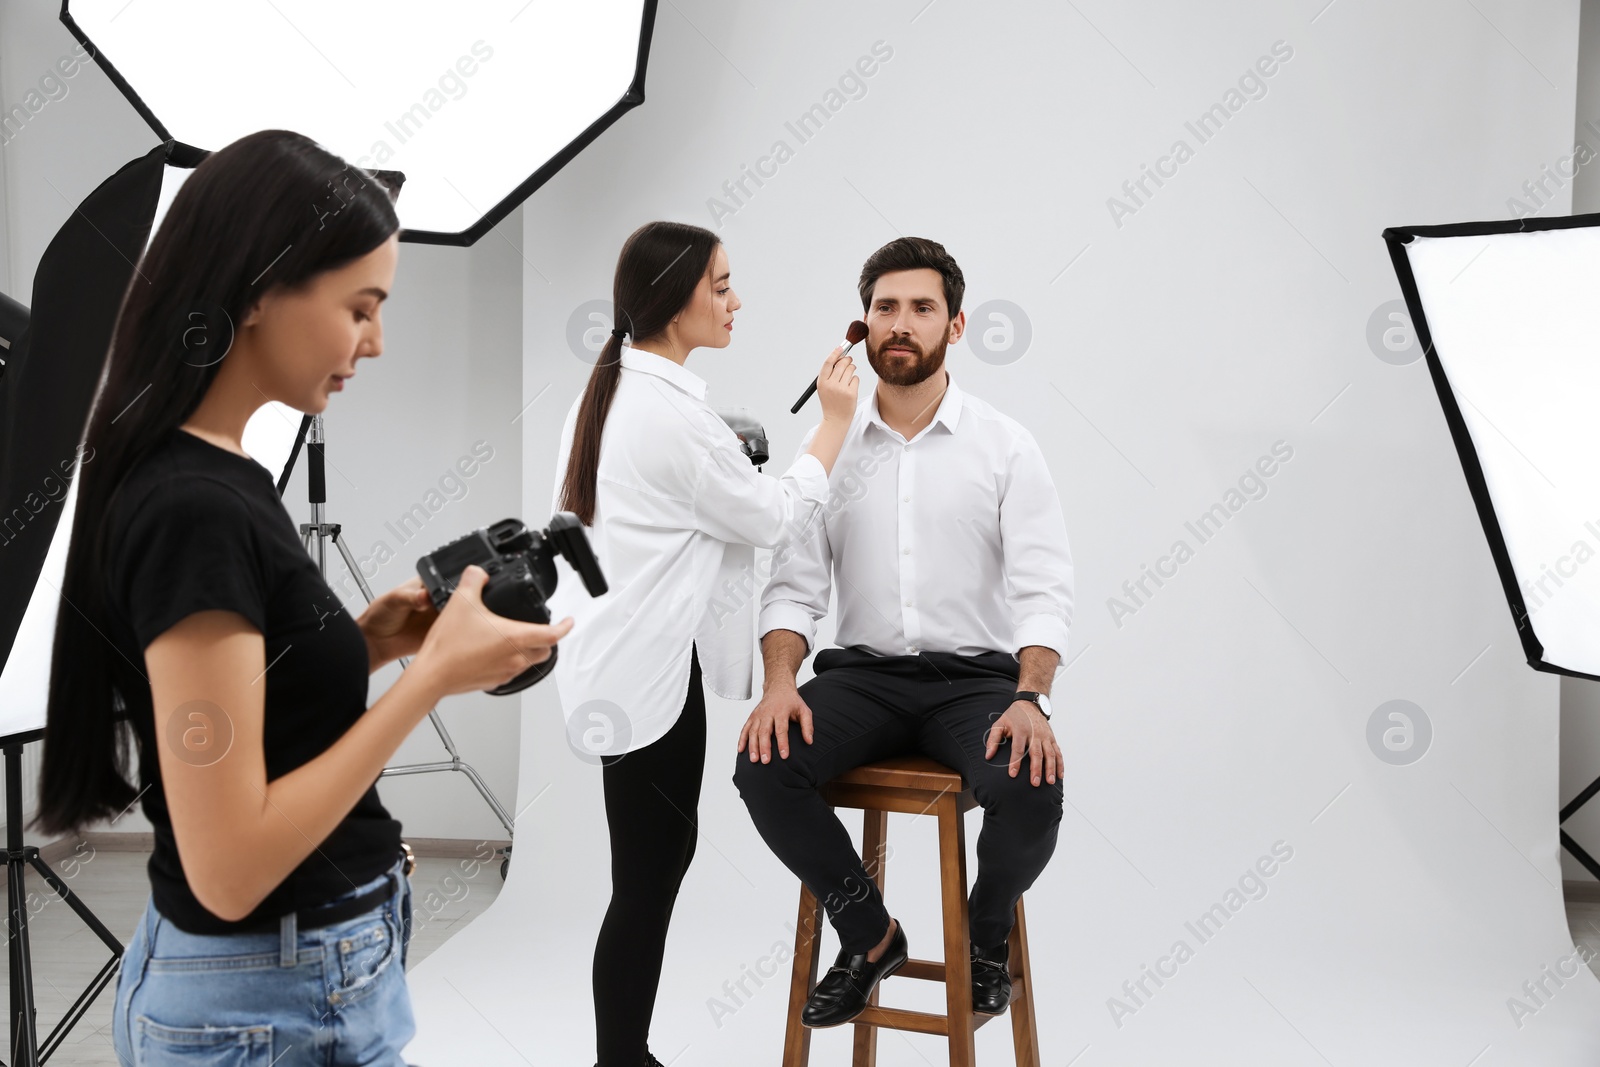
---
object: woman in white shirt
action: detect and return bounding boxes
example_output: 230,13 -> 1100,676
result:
550,220 -> 857,1067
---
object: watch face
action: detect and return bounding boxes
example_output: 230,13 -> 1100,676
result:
1037,693 -> 1052,718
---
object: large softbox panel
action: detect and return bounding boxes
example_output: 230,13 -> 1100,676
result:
1386,213 -> 1600,680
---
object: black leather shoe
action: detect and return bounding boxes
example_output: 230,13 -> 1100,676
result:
970,940 -> 1012,1015
802,919 -> 909,1028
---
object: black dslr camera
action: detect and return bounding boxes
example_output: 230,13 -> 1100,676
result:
415,513 -> 607,695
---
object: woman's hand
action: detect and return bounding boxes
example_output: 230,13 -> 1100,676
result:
409,565 -> 575,697
356,576 -> 438,673
817,346 -> 859,425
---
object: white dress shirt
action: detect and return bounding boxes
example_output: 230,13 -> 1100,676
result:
548,343 -> 830,756
759,370 -> 1074,666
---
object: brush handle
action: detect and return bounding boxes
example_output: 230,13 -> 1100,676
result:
790,378 -> 819,414
791,337 -> 858,414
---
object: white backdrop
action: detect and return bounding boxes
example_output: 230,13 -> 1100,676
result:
405,1 -> 1600,1063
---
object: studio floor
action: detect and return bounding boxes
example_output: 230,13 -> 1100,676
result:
2,845 -> 1598,1065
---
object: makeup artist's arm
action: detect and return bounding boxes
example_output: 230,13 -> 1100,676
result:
802,347 -> 859,474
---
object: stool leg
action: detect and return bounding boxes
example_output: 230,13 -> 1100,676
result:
783,882 -> 825,1067
1008,896 -> 1040,1067
938,793 -> 976,1067
851,808 -> 889,1067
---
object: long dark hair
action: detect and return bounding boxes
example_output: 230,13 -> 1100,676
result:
558,221 -> 721,525
32,130 -> 400,836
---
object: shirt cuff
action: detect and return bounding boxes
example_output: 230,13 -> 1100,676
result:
758,602 -> 818,656
786,451 -> 830,507
1012,614 -> 1070,663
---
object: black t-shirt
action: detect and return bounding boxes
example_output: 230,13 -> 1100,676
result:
103,426 -> 402,934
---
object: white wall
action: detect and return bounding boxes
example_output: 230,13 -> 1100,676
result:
0,1 -> 526,842
405,1 -> 1600,1064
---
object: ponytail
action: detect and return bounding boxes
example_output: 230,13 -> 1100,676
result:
558,222 -> 720,525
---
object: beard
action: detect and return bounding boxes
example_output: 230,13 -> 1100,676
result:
867,332 -> 948,386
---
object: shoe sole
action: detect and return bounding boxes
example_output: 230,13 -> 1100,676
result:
801,955 -> 910,1029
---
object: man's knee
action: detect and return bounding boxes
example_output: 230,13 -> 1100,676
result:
977,768 -> 1064,822
731,739 -> 808,801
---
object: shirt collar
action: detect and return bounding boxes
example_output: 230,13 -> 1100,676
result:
619,343 -> 707,401
866,368 -> 964,438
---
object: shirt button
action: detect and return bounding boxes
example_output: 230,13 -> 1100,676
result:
902,547 -> 910,555
903,445 -> 910,451
902,495 -> 910,502
908,645 -> 918,653
904,599 -> 912,606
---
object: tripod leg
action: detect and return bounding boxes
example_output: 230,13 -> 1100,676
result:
5,744 -> 38,1067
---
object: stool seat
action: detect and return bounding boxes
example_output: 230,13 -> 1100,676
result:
782,756 -> 1041,1067
826,754 -> 973,792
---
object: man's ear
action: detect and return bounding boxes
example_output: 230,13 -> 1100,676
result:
946,309 -> 966,345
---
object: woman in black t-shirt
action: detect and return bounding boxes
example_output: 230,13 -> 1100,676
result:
34,130 -> 572,1066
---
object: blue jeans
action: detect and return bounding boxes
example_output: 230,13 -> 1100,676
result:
112,851 -> 415,1065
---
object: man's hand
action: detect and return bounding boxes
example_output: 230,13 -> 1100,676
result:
738,685 -> 815,763
356,577 -> 439,671
984,700 -> 1061,786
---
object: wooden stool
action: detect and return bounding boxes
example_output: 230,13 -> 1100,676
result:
781,755 -> 1041,1067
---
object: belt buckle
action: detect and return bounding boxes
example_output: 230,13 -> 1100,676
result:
400,840 -> 415,879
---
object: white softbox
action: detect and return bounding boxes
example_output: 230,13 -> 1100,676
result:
1386,214 -> 1600,680
59,1 -> 658,243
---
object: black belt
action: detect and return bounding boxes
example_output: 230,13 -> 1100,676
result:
294,876 -> 396,931
245,843 -> 413,933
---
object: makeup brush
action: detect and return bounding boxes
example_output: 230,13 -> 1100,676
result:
791,319 -> 869,414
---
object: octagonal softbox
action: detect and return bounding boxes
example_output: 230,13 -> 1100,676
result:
1385,213 -> 1600,680
60,1 -> 659,243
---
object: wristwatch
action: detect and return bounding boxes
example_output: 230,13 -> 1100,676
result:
1013,690 -> 1052,720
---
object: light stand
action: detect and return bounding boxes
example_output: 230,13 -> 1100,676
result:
0,731 -> 126,1067
285,414 -> 515,876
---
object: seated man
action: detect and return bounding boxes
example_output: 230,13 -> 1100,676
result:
733,236 -> 1073,1028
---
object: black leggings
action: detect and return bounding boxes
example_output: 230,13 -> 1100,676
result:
593,642 -> 705,1067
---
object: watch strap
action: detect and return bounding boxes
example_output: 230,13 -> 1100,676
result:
1014,690 -> 1050,719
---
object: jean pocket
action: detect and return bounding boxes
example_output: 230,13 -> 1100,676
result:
133,1014 -> 274,1064
332,909 -> 399,1005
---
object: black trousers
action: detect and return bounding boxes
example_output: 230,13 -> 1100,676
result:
593,643 -> 705,1067
733,646 -> 1063,954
